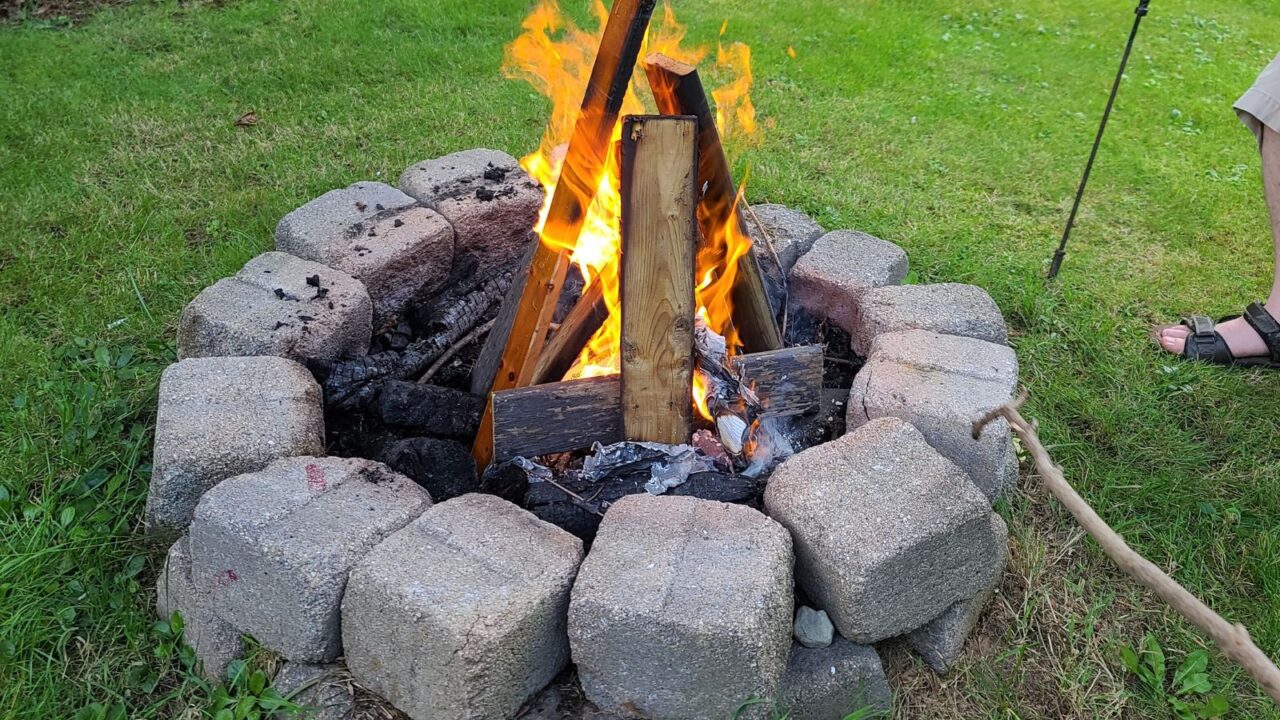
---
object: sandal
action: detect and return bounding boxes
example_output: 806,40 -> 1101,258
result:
1177,302 -> 1280,368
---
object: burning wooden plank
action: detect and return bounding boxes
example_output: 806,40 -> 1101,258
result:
472,0 -> 659,468
619,115 -> 699,444
644,52 -> 783,353
490,345 -> 822,463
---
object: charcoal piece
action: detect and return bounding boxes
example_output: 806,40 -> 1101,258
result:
523,470 -> 760,543
478,462 -> 533,505
376,381 -> 484,440
380,437 -> 479,502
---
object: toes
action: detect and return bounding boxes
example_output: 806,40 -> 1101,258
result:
1159,334 -> 1186,355
1159,325 -> 1191,340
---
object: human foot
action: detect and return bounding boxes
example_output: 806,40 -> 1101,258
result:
1155,301 -> 1280,365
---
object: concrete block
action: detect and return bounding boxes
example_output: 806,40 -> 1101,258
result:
400,149 -> 543,274
275,182 -> 453,324
146,356 -> 325,538
569,494 -> 794,720
177,251 -> 372,362
851,282 -> 1008,356
190,456 -> 431,662
157,536 -> 245,682
908,573 -> 1002,675
789,230 -> 908,333
342,494 -> 584,720
272,662 -> 354,720
744,204 -> 824,311
764,417 -> 1008,643
848,329 -> 1019,501
777,639 -> 892,720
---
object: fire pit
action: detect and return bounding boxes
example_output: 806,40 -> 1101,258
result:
148,2 -> 1020,718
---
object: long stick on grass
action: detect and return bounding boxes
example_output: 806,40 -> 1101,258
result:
973,391 -> 1280,705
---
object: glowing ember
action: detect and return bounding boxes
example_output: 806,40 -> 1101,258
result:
503,1 -> 759,418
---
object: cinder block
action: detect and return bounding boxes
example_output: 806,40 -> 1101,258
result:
399,149 -> 542,275
848,329 -> 1019,501
569,494 -> 794,720
908,573 -> 1002,675
275,182 -> 453,324
177,251 -> 372,362
190,456 -> 431,662
272,662 -> 354,720
342,494 -> 584,720
744,203 -> 824,313
789,230 -> 908,333
145,356 -> 325,538
777,639 -> 892,720
851,282 -> 1007,356
764,417 -> 1007,643
157,536 -> 244,682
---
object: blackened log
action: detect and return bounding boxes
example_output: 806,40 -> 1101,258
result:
310,272 -> 511,410
376,381 -> 484,440
380,437 -> 479,502
525,470 -> 760,541
491,375 -> 622,463
491,345 -> 823,460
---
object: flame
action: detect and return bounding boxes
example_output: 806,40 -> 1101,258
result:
504,0 -> 759,417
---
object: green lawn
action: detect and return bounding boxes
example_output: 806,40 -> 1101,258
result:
3,0 -> 1279,718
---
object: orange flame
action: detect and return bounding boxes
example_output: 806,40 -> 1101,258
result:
504,1 -> 759,417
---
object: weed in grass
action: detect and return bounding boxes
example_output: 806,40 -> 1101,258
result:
1119,635 -> 1231,720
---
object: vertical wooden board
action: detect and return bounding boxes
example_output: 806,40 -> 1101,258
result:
619,115 -> 698,444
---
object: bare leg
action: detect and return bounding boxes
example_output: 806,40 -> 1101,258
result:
1160,123 -> 1280,357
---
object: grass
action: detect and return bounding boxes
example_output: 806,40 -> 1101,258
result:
2,0 -> 1279,717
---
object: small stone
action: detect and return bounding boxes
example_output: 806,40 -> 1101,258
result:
569,494 -> 794,719
850,282 -> 1008,356
789,230 -> 908,333
272,662 -> 353,720
274,182 -> 454,325
342,494 -> 584,720
908,574 -> 1002,674
190,456 -> 431,662
145,356 -> 325,538
848,329 -> 1019,501
400,149 -> 544,274
177,252 -> 372,362
380,437 -> 479,502
793,606 -> 834,649
777,639 -> 892,720
764,417 -> 1007,643
157,536 -> 244,682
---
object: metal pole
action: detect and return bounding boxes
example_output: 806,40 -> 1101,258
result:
1048,0 -> 1151,279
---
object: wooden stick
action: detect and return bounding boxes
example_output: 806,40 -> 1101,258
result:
492,345 -> 822,462
619,115 -> 699,445
417,318 -> 496,385
531,275 -> 608,385
472,0 -> 658,468
973,391 -> 1280,705
643,52 -> 783,352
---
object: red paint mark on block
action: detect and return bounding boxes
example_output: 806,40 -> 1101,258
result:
215,569 -> 238,586
305,463 -> 327,492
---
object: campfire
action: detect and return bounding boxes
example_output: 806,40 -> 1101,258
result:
470,0 -> 822,482
151,0 -> 1021,717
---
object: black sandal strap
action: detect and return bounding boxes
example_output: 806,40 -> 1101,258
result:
1180,315 -> 1235,363
1243,302 -> 1280,362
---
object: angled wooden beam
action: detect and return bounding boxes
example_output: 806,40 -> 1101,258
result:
472,0 -> 659,468
619,115 -> 699,444
643,52 -> 783,353
530,275 -> 607,385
